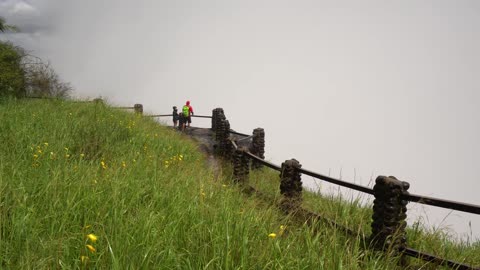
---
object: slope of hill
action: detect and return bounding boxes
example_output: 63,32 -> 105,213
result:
0,98 -> 477,269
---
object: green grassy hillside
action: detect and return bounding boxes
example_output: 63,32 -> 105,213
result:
0,98 -> 477,269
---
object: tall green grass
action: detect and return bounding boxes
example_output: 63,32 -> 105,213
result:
0,98 -> 477,269
248,164 -> 480,269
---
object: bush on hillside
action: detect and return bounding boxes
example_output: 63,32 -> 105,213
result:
22,55 -> 72,98
0,41 -> 26,98
0,41 -> 72,99
1,15 -> 72,99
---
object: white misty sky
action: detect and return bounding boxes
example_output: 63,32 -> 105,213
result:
1,0 -> 479,240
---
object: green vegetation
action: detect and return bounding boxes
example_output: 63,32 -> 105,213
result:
0,41 -> 72,98
0,17 -> 19,33
0,42 -> 25,98
1,16 -> 71,99
0,99 -> 478,269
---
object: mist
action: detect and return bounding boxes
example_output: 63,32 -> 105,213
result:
2,0 -> 479,240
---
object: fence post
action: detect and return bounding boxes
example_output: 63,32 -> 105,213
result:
279,159 -> 303,213
214,110 -> 225,141
224,120 -> 232,158
233,147 -> 249,184
215,108 -> 225,133
370,176 -> 409,257
212,109 -> 217,131
250,128 -> 265,169
212,108 -> 223,131
93,98 -> 103,104
215,117 -> 226,155
134,104 -> 143,114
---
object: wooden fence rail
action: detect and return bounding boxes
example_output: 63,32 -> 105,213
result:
209,107 -> 479,270
76,101 -> 479,270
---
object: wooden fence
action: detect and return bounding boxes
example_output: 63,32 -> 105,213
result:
209,107 -> 480,270
47,99 -> 480,270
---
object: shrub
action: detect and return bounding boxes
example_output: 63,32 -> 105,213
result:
0,41 -> 26,98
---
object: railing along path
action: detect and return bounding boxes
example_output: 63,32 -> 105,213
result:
108,102 -> 480,270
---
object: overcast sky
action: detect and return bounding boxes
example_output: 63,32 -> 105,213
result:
1,0 -> 479,241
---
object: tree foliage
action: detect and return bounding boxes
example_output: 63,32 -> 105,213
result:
0,16 -> 19,33
22,55 -> 72,98
0,41 -> 26,98
0,16 -> 72,98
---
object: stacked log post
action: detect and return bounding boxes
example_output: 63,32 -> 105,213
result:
214,110 -> 225,140
224,120 -> 232,158
233,147 -> 249,184
93,98 -> 103,104
250,128 -> 265,169
279,159 -> 303,213
370,176 -> 409,258
212,108 -> 224,131
215,108 -> 225,133
215,118 -> 226,155
134,104 -> 143,114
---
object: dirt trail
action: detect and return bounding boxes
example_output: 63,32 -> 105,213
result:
183,127 -> 221,179
181,126 -> 251,180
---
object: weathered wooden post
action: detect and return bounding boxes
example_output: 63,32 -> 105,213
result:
93,98 -> 103,104
224,120 -> 232,158
214,110 -> 225,141
215,117 -> 226,155
212,108 -> 217,131
250,128 -> 265,169
215,108 -> 225,133
233,147 -> 249,184
212,108 -> 223,131
134,104 -> 143,114
370,176 -> 409,258
279,159 -> 303,213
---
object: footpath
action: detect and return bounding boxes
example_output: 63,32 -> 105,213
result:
180,126 -> 251,180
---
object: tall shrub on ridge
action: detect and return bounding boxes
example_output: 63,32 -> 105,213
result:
0,41 -> 26,98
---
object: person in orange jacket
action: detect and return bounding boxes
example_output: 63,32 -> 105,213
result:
182,100 -> 194,127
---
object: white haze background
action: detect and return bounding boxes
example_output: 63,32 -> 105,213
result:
1,0 -> 479,241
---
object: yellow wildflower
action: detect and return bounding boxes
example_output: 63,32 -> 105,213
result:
87,233 -> 98,243
37,149 -> 42,154
268,233 -> 277,239
121,161 -> 126,168
44,142 -> 48,146
81,256 -> 88,263
222,184 -> 227,187
80,153 -> 85,158
86,244 -> 96,253
65,154 -> 70,158
279,225 -> 287,236
100,161 -> 107,169
33,154 -> 38,159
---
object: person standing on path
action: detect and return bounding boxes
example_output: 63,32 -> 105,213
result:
178,111 -> 186,131
183,100 -> 194,128
172,106 -> 179,128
